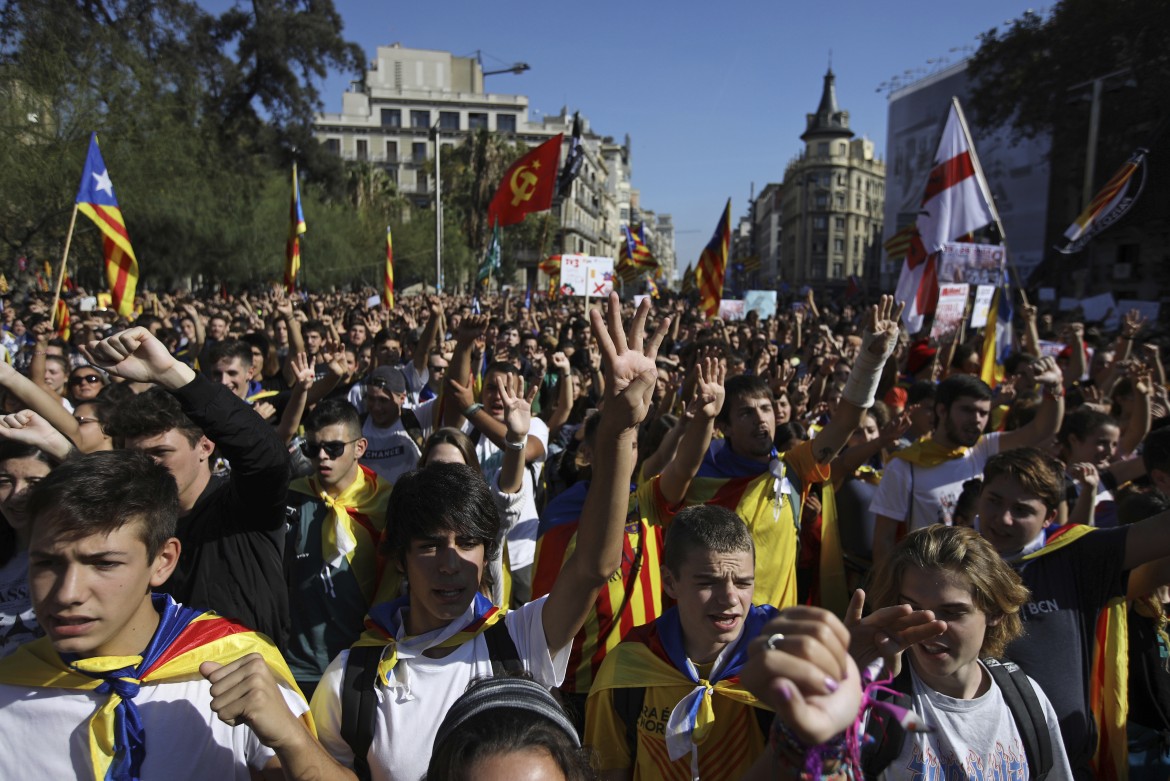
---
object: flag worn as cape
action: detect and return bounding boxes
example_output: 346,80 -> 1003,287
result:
890,435 -> 969,468
289,464 -> 391,602
590,605 -> 775,765
384,226 -> 395,309
1021,523 -> 1127,781
0,594 -> 309,781
351,592 -> 505,687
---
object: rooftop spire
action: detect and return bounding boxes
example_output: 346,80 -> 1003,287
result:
801,67 -> 854,142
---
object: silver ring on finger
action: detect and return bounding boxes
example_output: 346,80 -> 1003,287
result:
764,633 -> 785,651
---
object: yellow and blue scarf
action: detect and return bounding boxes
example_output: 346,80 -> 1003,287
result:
0,594 -> 308,781
351,592 -> 506,689
290,464 -> 392,601
590,604 -> 775,769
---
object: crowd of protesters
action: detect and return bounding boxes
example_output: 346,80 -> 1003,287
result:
0,280 -> 1168,780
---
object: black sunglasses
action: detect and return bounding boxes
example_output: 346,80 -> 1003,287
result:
299,438 -> 359,459
70,374 -> 103,386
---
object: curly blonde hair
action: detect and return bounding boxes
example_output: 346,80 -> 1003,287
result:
868,524 -> 1030,658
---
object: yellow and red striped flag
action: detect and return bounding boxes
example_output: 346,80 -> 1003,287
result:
75,134 -> 138,318
285,163 -> 306,293
1057,148 -> 1147,254
384,226 -> 395,309
54,299 -> 70,341
695,199 -> 730,317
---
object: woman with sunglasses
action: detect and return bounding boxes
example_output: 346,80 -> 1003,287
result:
66,365 -> 107,407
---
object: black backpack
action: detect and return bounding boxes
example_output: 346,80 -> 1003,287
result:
860,657 -> 1054,779
338,622 -> 522,781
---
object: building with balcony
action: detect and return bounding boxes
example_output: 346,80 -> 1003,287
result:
779,69 -> 885,288
312,44 -> 672,292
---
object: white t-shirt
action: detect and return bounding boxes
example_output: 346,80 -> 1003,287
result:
311,595 -> 569,781
0,675 -> 307,778
467,416 -> 549,570
879,662 -> 1072,779
871,433 -> 1001,529
0,551 -> 41,658
359,398 -> 437,484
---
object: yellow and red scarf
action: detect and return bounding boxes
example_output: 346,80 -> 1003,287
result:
0,594 -> 309,781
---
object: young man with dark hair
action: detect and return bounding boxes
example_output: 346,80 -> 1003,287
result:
973,446 -> 1170,779
1141,424 -> 1170,496
207,338 -> 260,401
585,504 -> 777,780
309,293 -> 668,780
92,327 -> 292,647
871,357 -> 1066,568
644,296 -> 905,610
0,450 -> 345,780
286,399 -> 392,699
357,365 -> 437,483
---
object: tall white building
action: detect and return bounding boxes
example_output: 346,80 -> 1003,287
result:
312,44 -> 673,291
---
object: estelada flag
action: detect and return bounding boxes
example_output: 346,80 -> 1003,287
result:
696,199 -> 731,318
487,134 -> 562,227
75,133 -> 138,319
1056,148 -> 1148,254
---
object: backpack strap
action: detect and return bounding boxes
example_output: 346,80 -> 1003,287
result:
983,657 -> 1054,779
860,663 -> 915,780
613,686 -> 645,765
400,407 -> 425,450
340,645 -> 383,781
483,620 -> 524,676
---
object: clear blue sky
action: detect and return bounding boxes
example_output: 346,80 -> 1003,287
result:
201,0 -> 1047,267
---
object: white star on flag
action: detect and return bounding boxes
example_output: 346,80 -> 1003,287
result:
92,169 -> 113,197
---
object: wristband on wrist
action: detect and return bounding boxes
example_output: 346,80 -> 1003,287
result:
463,402 -> 483,417
503,436 -> 526,451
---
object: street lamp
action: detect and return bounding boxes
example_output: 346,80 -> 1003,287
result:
431,120 -> 443,292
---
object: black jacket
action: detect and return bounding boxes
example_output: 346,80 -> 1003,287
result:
159,374 -> 291,648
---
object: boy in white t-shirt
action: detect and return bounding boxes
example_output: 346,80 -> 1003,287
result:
0,450 -> 347,780
738,524 -> 1072,779
310,293 -> 670,780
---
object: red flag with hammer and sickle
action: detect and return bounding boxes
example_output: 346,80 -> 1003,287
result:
487,133 -> 563,227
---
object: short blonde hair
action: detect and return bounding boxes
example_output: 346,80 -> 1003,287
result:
868,524 -> 1030,658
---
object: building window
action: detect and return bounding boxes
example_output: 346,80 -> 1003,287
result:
834,216 -> 845,231
324,138 -> 340,155
812,216 -> 827,230
817,142 -> 828,157
439,111 -> 460,131
838,143 -> 847,156
497,114 -> 517,133
410,110 -> 430,129
468,112 -> 488,130
384,166 -> 398,184
833,238 -> 844,253
356,139 -> 368,161
380,108 -> 401,127
815,194 -> 828,208
854,237 -> 861,254
835,193 -> 845,208
832,262 -> 844,278
855,194 -> 862,208
385,141 -> 397,161
411,142 -> 426,163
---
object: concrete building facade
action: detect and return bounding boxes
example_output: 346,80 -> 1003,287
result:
312,44 -> 673,291
779,70 -> 886,288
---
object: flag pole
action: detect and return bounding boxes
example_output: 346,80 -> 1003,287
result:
952,97 -> 1029,306
50,203 -> 80,328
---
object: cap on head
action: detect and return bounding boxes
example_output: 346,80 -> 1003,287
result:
367,365 -> 407,394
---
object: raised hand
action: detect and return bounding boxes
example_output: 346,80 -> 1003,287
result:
200,655 -> 306,751
550,351 -> 570,374
685,356 -> 726,421
1122,309 -> 1147,339
289,352 -> 315,390
455,314 -> 489,345
1023,355 -> 1062,387
82,326 -> 190,387
588,292 -> 669,431
742,608 -> 861,747
499,373 -> 539,439
445,375 -> 477,412
1069,462 -> 1099,490
844,588 -> 945,676
862,294 -> 904,357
